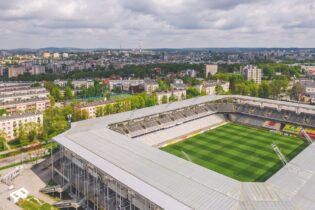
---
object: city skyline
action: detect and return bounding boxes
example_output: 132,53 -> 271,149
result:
0,0 -> 315,49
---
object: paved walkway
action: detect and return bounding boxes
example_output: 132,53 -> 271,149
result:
0,161 -> 55,210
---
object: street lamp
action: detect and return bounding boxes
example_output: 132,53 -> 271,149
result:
67,114 -> 72,128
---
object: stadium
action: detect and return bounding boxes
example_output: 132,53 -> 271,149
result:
49,95 -> 315,209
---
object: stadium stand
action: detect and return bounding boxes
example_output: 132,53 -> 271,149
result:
134,114 -> 226,146
262,121 -> 282,130
109,100 -> 315,141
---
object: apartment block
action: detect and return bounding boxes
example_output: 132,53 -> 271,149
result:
156,89 -> 186,104
205,64 -> 218,78
74,100 -> 116,118
202,80 -> 230,95
241,65 -> 262,84
144,79 -> 159,93
0,112 -> 43,141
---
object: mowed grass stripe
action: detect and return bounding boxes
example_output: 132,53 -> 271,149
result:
212,124 -> 303,150
175,146 -> 262,180
168,146 -> 266,181
173,135 -> 278,172
164,134 -> 277,178
202,130 -> 296,160
209,126 -> 304,154
223,123 -> 305,147
161,123 -> 309,182
193,134 -> 279,165
211,124 -> 308,158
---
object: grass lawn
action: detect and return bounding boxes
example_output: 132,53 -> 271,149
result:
19,196 -> 58,210
161,123 -> 309,182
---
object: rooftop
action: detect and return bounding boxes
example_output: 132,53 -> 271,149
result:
74,99 -> 116,108
0,112 -> 42,120
0,97 -> 50,106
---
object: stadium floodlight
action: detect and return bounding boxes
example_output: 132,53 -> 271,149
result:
300,127 -> 313,144
272,143 -> 288,166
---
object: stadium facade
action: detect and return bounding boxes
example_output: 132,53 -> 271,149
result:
52,95 -> 315,210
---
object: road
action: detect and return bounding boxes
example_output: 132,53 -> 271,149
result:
0,149 -> 49,169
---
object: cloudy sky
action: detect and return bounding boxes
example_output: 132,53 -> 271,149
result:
0,0 -> 315,49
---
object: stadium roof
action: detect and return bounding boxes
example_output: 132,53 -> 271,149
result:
54,95 -> 315,210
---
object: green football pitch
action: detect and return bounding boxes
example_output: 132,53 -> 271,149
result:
161,123 -> 309,182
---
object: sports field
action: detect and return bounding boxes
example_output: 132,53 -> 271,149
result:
161,123 -> 308,182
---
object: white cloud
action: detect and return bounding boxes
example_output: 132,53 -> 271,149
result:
0,0 -> 314,48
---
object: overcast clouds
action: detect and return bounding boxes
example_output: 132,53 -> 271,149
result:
0,0 -> 314,49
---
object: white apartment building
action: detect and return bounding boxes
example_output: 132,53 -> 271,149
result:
42,52 -> 50,59
109,79 -> 144,92
72,80 -> 94,89
0,98 -> 50,114
62,53 -> 69,58
144,79 -> 159,93
53,53 -> 60,59
75,100 -> 116,118
54,80 -> 68,88
241,65 -> 262,84
297,79 -> 315,94
0,87 -> 47,97
301,65 -> 315,77
54,79 -> 94,89
156,90 -> 186,104
31,65 -> 45,75
0,113 -> 43,141
202,80 -> 230,95
171,79 -> 187,90
0,90 -> 49,103
205,64 -> 218,77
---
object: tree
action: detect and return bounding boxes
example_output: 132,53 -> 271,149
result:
51,86 -> 62,101
228,74 -> 244,93
64,86 -> 73,100
269,78 -> 289,99
96,107 -> 103,117
0,132 -> 6,151
161,95 -> 168,104
48,95 -> 56,107
0,109 -> 7,116
44,81 -> 54,92
258,81 -> 271,98
158,80 -> 170,91
215,85 -> 225,95
290,82 -> 305,101
247,82 -> 259,97
235,83 -> 250,95
186,87 -> 200,99
169,95 -> 177,102
18,122 -> 42,145
43,107 -> 70,138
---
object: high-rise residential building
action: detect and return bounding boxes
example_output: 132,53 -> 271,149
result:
241,65 -> 262,84
53,53 -> 60,59
204,64 -> 218,78
31,65 -> 45,75
62,53 -> 69,58
42,52 -> 51,59
6,66 -> 25,78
